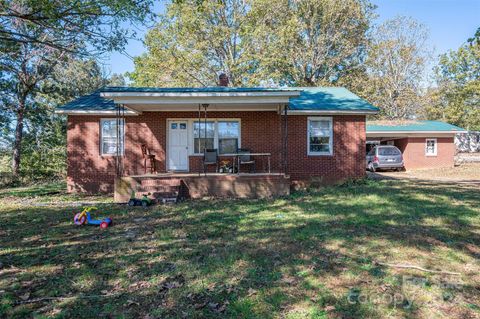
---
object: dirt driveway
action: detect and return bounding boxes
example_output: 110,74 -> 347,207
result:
368,163 -> 480,185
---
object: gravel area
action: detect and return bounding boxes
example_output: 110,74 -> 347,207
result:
369,163 -> 480,183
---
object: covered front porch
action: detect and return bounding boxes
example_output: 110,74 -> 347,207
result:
102,87 -> 297,200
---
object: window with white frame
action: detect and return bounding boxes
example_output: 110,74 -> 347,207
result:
193,121 -> 215,154
193,120 -> 240,154
425,138 -> 437,156
100,119 -> 124,155
218,121 -> 239,154
308,117 -> 333,155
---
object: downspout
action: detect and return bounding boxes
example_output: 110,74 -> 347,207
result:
202,104 -> 209,176
115,103 -> 125,178
284,104 -> 288,176
198,104 -> 201,176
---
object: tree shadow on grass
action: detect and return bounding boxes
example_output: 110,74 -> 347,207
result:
0,179 -> 479,318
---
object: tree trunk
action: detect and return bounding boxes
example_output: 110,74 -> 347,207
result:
12,107 -> 25,177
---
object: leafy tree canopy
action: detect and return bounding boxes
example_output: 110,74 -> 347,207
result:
426,28 -> 480,130
1,0 -> 154,55
359,16 -> 431,120
129,0 -> 375,87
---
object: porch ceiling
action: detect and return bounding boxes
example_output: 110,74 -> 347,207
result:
100,91 -> 298,111
123,102 -> 282,112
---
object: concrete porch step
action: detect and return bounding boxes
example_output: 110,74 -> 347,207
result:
136,185 -> 180,193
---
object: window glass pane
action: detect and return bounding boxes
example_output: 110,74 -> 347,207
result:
179,123 -> 186,129
426,140 -> 436,154
171,123 -> 177,129
218,121 -> 239,154
193,121 -> 214,138
102,120 -> 120,137
310,136 -> 330,145
309,119 -> 331,154
309,120 -> 330,137
378,147 -> 400,155
102,138 -> 124,155
193,121 -> 215,154
101,119 -> 124,154
218,122 -> 239,138
194,138 -> 214,153
310,144 -> 330,153
219,139 -> 238,154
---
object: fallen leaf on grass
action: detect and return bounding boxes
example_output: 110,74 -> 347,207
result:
324,305 -> 335,312
281,276 -> 296,284
19,292 -> 30,301
159,274 -> 185,295
194,301 -> 207,309
210,301 -> 229,313
125,299 -> 140,307
247,288 -> 257,296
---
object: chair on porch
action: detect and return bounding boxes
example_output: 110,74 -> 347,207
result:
203,149 -> 219,174
237,148 -> 256,173
141,144 -> 157,174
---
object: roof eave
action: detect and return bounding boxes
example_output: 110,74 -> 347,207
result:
100,91 -> 301,98
288,109 -> 379,115
55,109 -> 140,116
366,130 -> 468,137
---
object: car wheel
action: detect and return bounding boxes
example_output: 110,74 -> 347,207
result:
368,162 -> 376,172
100,221 -> 109,229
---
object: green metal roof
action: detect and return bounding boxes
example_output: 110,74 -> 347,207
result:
57,90 -> 116,112
367,120 -> 466,132
56,86 -> 379,113
287,87 -> 378,112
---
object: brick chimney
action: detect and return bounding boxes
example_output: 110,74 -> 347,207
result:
218,73 -> 229,87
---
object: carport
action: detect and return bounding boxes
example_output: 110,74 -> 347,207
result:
366,120 -> 467,170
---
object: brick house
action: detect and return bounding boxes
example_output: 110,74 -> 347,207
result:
56,86 -> 378,200
366,121 -> 467,170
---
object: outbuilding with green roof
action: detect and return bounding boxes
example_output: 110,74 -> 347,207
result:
366,120 -> 466,170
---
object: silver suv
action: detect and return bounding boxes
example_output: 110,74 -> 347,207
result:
366,145 -> 404,172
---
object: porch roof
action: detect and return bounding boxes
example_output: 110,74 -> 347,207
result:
366,120 -> 467,138
367,120 -> 466,133
55,86 -> 379,115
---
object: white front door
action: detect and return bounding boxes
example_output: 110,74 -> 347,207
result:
168,121 -> 189,171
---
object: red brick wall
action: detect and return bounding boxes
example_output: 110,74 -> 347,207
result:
67,112 -> 366,193
398,137 -> 455,170
67,116 -> 117,193
287,115 -> 366,184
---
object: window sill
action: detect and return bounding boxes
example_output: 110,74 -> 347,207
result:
307,153 -> 333,156
425,154 -> 437,157
190,154 -> 237,157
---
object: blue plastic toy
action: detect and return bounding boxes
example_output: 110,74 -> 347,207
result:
74,206 -> 112,229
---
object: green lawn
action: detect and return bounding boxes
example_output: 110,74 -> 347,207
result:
0,179 -> 479,318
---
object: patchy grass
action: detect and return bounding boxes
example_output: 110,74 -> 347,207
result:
0,182 -> 112,203
0,179 -> 479,318
0,182 -> 66,198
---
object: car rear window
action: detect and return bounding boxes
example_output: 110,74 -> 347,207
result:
378,147 -> 401,156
